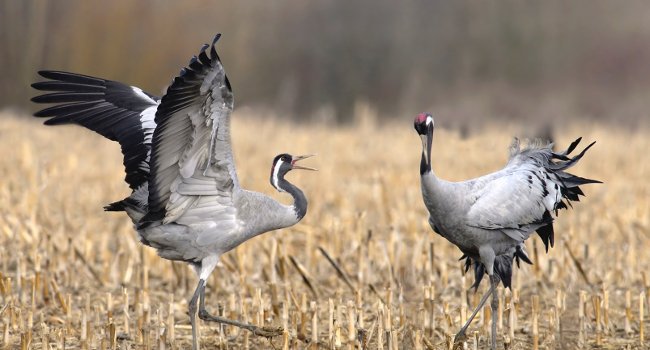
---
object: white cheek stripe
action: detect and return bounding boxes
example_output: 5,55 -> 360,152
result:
426,115 -> 434,127
272,160 -> 283,191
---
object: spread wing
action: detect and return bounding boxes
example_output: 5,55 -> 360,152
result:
32,71 -> 159,189
466,138 -> 599,249
141,34 -> 240,230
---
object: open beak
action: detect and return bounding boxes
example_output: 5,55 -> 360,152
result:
291,154 -> 318,171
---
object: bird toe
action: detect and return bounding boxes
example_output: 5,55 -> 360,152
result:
453,330 -> 468,344
253,326 -> 284,338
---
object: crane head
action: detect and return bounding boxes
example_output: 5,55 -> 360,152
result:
414,113 -> 435,173
270,154 -> 317,192
413,113 -> 434,135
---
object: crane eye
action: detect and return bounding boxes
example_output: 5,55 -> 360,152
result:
282,155 -> 290,162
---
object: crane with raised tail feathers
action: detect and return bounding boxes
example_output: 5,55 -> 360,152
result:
31,34 -> 316,350
413,113 -> 600,350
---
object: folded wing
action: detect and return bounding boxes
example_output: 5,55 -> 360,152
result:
466,166 -> 557,242
466,139 -> 600,250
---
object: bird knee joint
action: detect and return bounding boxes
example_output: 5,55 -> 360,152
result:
491,296 -> 499,309
198,308 -> 212,320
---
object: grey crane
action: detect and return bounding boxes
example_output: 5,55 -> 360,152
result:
31,34 -> 316,349
413,113 -> 600,349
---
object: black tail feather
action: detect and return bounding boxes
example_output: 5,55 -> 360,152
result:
494,255 -> 513,289
572,186 -> 585,196
472,263 -> 485,291
534,211 -> 555,252
550,140 -> 601,218
558,173 -> 602,187
565,137 -> 582,155
104,200 -> 126,211
104,196 -> 143,213
461,245 -> 533,291
515,244 -> 533,266
549,140 -> 596,171
460,255 -> 485,292
536,223 -> 555,252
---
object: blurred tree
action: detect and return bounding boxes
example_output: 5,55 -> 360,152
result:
2,0 -> 650,127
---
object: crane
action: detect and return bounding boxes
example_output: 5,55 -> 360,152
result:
413,113 -> 600,349
32,34 -> 316,349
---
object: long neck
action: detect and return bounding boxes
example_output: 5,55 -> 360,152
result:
420,150 -> 430,175
420,168 -> 445,216
278,177 -> 308,220
420,140 -> 443,205
420,134 -> 433,175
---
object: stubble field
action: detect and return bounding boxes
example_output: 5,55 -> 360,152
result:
0,111 -> 648,349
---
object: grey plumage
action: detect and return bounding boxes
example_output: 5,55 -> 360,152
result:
32,34 -> 315,350
414,113 -> 600,349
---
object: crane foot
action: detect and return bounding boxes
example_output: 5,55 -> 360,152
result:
252,326 -> 284,338
198,309 -> 283,338
453,329 -> 468,344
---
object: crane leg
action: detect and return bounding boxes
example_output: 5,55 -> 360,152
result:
188,279 -> 204,350
196,280 -> 283,338
454,275 -> 497,344
490,275 -> 499,350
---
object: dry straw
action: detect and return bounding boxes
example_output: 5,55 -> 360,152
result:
0,114 -> 648,348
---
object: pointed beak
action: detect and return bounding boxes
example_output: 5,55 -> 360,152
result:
291,154 -> 318,171
419,121 -> 434,172
420,134 -> 429,164
420,123 -> 433,159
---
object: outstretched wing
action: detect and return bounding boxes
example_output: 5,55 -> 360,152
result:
141,34 -> 239,229
32,71 -> 159,189
466,138 -> 599,249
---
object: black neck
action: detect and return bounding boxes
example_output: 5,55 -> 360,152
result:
420,151 -> 430,175
278,177 -> 308,220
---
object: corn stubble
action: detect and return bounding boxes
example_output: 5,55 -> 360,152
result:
0,111 -> 648,349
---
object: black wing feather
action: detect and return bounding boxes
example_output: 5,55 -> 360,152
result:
32,70 -> 160,189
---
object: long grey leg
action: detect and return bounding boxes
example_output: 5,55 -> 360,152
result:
454,276 -> 497,344
189,279 -> 206,350
490,275 -> 499,350
198,282 -> 283,338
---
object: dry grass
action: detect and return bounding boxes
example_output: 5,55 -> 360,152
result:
0,110 -> 648,349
